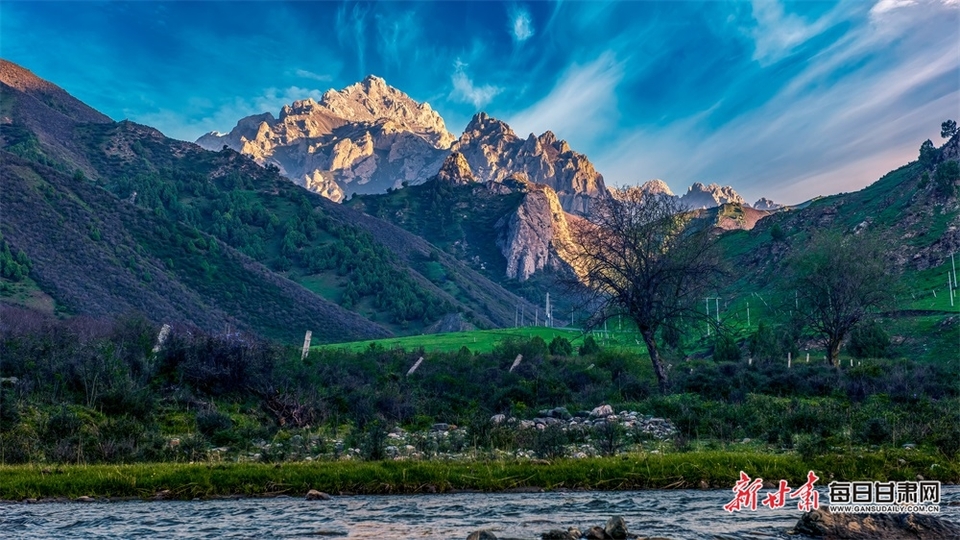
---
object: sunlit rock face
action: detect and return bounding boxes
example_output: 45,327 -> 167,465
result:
495,180 -> 579,281
453,112 -> 607,215
752,197 -> 782,211
196,76 -> 454,201
634,179 -> 745,210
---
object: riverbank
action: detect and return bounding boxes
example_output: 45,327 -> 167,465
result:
2,449 -> 957,501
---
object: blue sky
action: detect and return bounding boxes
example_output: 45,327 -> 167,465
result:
2,1 -> 958,204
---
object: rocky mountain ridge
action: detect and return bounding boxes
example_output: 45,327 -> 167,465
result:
197,79 -> 608,214
636,179 -> 753,210
451,113 -> 606,215
196,75 -> 454,202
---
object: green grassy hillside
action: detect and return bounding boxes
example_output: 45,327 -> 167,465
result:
0,64 -> 538,338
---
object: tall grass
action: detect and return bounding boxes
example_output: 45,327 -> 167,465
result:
2,449 -> 956,501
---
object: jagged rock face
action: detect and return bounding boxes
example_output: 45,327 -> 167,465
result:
630,180 -> 746,210
495,182 -> 576,280
638,179 -> 675,197
454,113 -> 606,215
752,197 -> 782,211
435,152 -> 475,185
196,76 -> 454,202
680,182 -> 745,209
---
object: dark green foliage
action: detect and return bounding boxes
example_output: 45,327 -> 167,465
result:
748,322 -> 799,363
861,417 -> 890,445
942,119 -> 957,139
3,310 -> 959,464
918,139 -> 937,167
195,409 -> 233,438
0,385 -> 20,432
0,234 -> 31,282
934,160 -> 959,196
530,423 -> 568,459
712,332 -> 741,362
594,421 -> 625,457
770,223 -> 785,242
848,320 -> 891,359
578,335 -> 601,356
548,336 -> 573,356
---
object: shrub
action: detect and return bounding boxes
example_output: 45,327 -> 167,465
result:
713,333 -> 741,363
548,336 -> 574,357
531,423 -> 568,459
196,409 -> 233,438
848,320 -> 890,359
578,335 -> 601,356
593,421 -> 625,456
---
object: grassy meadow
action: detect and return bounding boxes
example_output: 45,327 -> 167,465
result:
2,448 -> 957,501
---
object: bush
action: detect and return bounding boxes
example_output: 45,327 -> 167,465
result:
713,333 -> 741,363
196,409 -> 233,438
548,336 -> 574,357
794,433 -> 827,462
531,423 -> 568,459
861,417 -> 890,445
848,320 -> 890,359
593,421 -> 625,456
578,336 -> 601,356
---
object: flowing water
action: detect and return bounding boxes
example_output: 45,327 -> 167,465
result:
3,487 -> 959,539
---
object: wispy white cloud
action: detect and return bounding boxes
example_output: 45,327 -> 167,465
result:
509,5 -> 534,42
294,69 -> 332,82
375,10 -> 421,68
137,86 -> 325,141
448,61 -> 502,109
507,52 -> 622,141
595,3 -> 960,205
336,2 -> 370,77
870,0 -> 917,17
746,0 -> 842,66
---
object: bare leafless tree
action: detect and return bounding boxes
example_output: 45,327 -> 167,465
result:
787,231 -> 896,366
566,187 -> 725,391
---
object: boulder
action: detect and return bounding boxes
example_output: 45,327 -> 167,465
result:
792,508 -> 960,539
590,405 -> 614,417
466,531 -> 499,540
304,489 -> 331,501
75,496 -> 95,503
605,516 -> 628,539
541,529 -> 578,540
584,525 -> 609,539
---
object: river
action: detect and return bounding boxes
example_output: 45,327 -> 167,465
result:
3,487 -> 959,539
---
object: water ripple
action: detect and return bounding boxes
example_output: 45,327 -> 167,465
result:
3,487 -> 959,539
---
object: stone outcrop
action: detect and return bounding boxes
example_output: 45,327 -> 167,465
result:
752,197 -> 782,211
196,75 -> 454,202
495,181 -> 578,280
636,179 -> 747,210
680,182 -> 745,209
454,113 -> 607,215
792,508 -> 960,539
637,179 -> 675,198
435,152 -> 475,185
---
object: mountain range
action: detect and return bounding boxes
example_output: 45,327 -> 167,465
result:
197,76 -> 756,217
2,58 -> 957,343
0,60 -> 539,341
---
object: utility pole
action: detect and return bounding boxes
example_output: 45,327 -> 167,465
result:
953,252 -> 957,289
705,298 -> 711,336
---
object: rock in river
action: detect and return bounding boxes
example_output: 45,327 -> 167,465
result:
304,489 -> 331,501
792,508 -> 960,539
